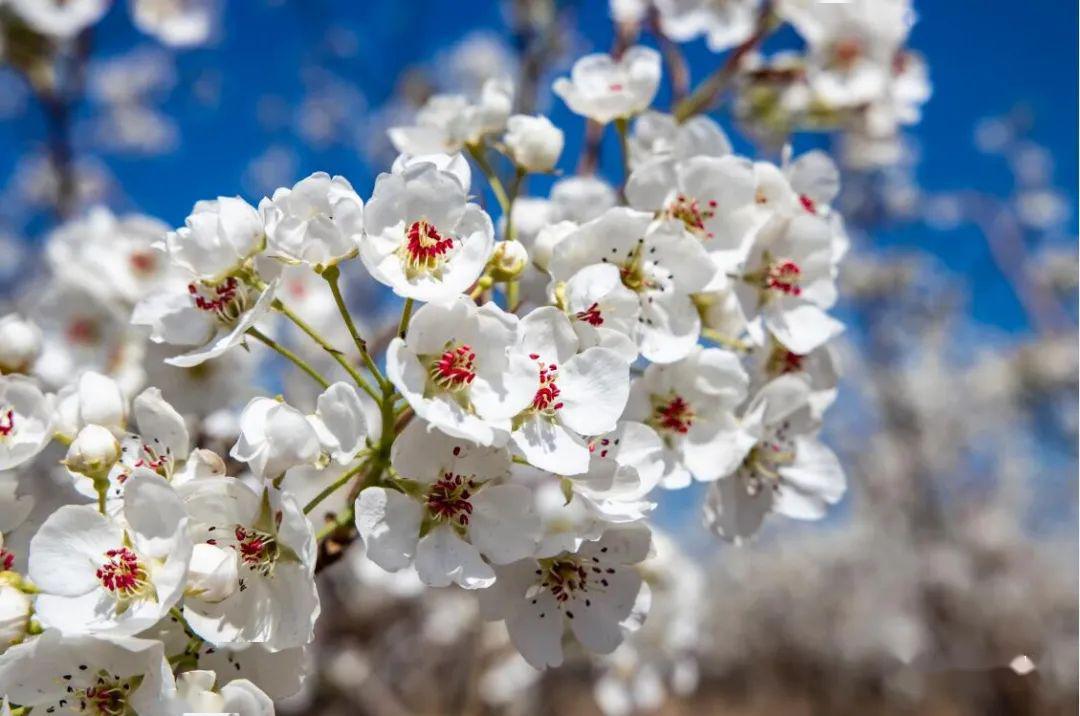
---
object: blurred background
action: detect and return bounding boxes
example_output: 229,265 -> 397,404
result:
0,0 -> 1076,713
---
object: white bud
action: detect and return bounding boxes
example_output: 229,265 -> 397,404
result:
532,220 -> 578,272
65,424 -> 121,478
0,575 -> 31,653
0,315 -> 42,375
489,240 -> 529,281
504,114 -> 564,173
186,543 -> 239,603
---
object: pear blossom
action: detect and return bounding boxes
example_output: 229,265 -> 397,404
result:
130,0 -> 220,48
0,573 -> 32,654
549,208 -> 717,363
164,197 -> 266,282
779,0 -> 914,107
179,478 -> 319,649
29,472 -> 192,636
478,524 -> 652,669
132,275 -> 278,368
309,382 -> 367,465
626,154 -> 760,261
703,375 -> 846,542
387,297 -> 536,446
355,419 -> 540,589
360,160 -> 495,303
45,207 -> 178,306
70,386 -> 195,504
0,376 -> 53,471
0,630 -> 179,715
628,111 -> 732,169
734,214 -> 843,354
550,175 -> 619,223
7,0 -> 109,37
53,370 -> 128,438
756,338 -> 840,420
569,421 -> 666,523
655,0 -> 760,52
561,263 -> 640,363
0,315 -> 42,375
625,346 -> 749,488
509,307 -> 631,475
260,172 -> 364,268
388,78 -> 513,155
232,382 -> 366,479
64,424 -> 121,482
553,46 -> 662,124
504,114 -> 564,172
176,669 -> 275,715
231,397 -> 323,480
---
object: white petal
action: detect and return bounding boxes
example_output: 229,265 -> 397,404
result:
414,524 -> 495,589
353,487 -> 423,572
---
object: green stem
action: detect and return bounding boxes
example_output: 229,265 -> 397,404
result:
247,327 -> 331,390
701,327 -> 754,353
465,142 -> 510,212
397,298 -> 415,340
272,298 -> 378,400
321,265 -> 387,388
304,457 -> 370,515
316,506 -> 355,541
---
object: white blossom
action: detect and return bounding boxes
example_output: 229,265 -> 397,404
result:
0,376 -> 52,472
504,114 -> 564,173
387,297 -> 536,446
360,160 -> 494,303
478,524 -> 652,669
29,472 -> 192,636
355,419 -> 540,589
553,46 -> 662,124
260,172 -> 364,268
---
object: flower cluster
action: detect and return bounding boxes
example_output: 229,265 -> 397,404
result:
0,4 -> 883,711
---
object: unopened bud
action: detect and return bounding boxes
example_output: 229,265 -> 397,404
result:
489,240 -> 529,281
64,424 -> 120,479
0,315 -> 42,375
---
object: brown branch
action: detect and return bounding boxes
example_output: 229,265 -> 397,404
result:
673,1 -> 775,122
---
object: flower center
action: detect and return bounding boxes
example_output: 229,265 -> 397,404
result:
233,525 -> 279,576
764,259 -> 802,296
429,343 -> 477,392
125,439 -> 173,480
651,394 -> 695,435
425,472 -> 476,526
96,547 -> 151,600
766,345 -> 805,375
529,354 -> 564,414
1,549 -> 13,571
129,250 -> 157,276
832,38 -> 862,69
399,219 -> 455,278
666,194 -> 717,239
0,408 -> 14,438
66,317 -> 101,346
575,302 -> 604,327
188,277 -> 251,324
799,194 -> 817,214
537,557 -> 593,603
617,243 -> 656,293
738,421 -> 796,497
76,674 -> 136,716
